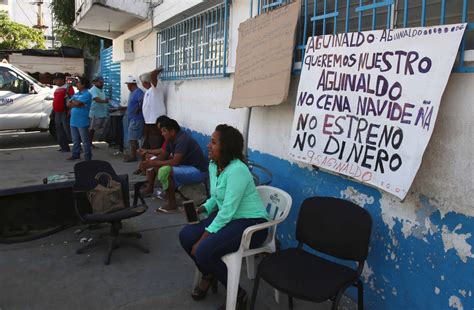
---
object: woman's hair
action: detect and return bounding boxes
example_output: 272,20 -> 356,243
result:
215,124 -> 245,168
76,76 -> 90,89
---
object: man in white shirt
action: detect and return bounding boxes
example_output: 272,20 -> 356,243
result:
140,66 -> 166,151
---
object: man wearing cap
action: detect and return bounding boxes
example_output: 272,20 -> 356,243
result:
140,67 -> 166,150
124,75 -> 144,162
88,76 -> 109,146
52,72 -> 74,152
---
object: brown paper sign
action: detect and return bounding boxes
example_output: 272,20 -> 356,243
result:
229,1 -> 300,108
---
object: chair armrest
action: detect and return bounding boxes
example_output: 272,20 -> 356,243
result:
240,220 -> 279,251
72,188 -> 87,198
72,188 -> 90,223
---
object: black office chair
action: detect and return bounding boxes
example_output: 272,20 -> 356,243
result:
73,160 -> 149,265
250,197 -> 373,310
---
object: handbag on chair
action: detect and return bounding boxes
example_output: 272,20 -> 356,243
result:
87,172 -> 126,214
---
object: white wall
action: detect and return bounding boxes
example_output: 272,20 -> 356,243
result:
165,61 -> 474,222
159,0 -> 474,217
412,73 -> 474,216
109,1 -> 474,307
105,0 -> 149,18
0,2 -> 8,11
153,0 -> 206,27
162,71 -> 474,217
113,21 -> 157,104
118,0 -> 474,216
163,78 -> 247,135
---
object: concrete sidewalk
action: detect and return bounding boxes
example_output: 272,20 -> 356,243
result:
0,132 -> 355,310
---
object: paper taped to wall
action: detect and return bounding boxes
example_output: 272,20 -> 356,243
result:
230,1 -> 300,109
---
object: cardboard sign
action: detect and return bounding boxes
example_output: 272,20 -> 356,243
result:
289,24 -> 466,199
230,1 -> 300,108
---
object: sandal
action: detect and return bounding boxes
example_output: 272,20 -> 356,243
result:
191,276 -> 218,301
154,207 -> 179,214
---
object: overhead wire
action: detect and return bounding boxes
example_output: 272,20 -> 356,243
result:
16,0 -> 35,26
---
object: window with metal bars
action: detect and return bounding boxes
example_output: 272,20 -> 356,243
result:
156,2 -> 229,80
254,0 -> 473,73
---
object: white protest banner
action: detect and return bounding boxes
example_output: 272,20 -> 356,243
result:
289,24 -> 466,199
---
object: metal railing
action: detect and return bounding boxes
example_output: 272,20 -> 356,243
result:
156,2 -> 229,80
254,0 -> 473,73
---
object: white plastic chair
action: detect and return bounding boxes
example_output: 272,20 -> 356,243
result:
193,185 -> 292,310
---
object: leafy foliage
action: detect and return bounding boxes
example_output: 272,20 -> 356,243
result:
0,11 -> 46,49
50,0 -> 110,55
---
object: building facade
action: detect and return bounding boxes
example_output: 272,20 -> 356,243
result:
74,1 -> 474,309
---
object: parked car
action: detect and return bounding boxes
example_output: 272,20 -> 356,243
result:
0,62 -> 56,137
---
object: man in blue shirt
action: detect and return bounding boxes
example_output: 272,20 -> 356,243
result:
67,76 -> 93,161
139,118 -> 208,213
88,76 -> 109,147
124,75 -> 144,162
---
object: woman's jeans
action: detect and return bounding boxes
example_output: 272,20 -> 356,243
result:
71,126 -> 92,160
179,212 -> 268,287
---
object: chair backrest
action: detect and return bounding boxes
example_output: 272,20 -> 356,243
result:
257,185 -> 292,243
74,160 -> 130,209
296,197 -> 372,262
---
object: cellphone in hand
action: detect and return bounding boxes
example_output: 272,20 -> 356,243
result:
147,156 -> 158,171
183,200 -> 199,224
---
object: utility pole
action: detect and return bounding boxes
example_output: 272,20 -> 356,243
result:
31,0 -> 50,48
31,0 -> 48,30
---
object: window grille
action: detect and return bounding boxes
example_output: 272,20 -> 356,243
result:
157,2 -> 229,80
254,0 -> 473,73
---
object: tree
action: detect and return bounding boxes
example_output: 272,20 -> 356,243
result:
50,0 -> 110,55
0,11 -> 46,49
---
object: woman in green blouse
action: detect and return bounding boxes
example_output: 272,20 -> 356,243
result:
179,124 -> 269,310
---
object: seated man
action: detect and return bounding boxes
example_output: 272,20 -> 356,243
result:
135,115 -> 170,175
139,118 -> 208,213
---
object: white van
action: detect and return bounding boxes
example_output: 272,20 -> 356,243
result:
0,62 -> 55,136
